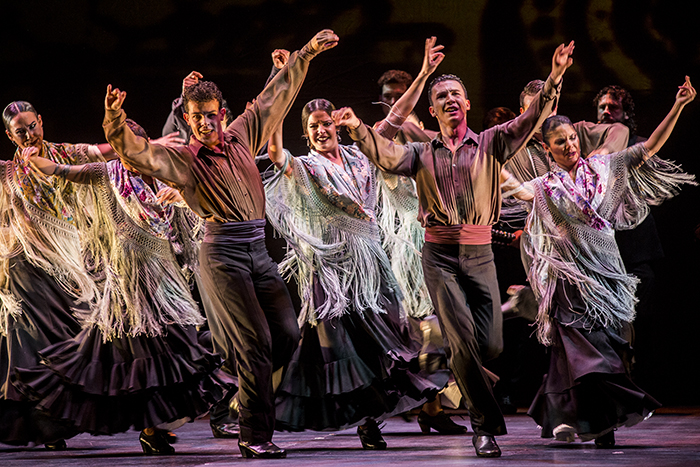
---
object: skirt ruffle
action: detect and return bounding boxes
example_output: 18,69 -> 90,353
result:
528,280 -> 660,440
275,279 -> 448,432
1,254 -> 83,446
14,324 -> 230,435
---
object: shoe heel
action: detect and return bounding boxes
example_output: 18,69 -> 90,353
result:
418,422 -> 431,434
140,439 -> 154,455
239,445 -> 254,458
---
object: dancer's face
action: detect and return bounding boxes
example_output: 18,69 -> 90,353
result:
543,123 -> 580,172
6,111 -> 44,150
596,93 -> 626,124
184,99 -> 225,148
380,82 -> 407,107
306,109 -> 338,154
429,80 -> 470,128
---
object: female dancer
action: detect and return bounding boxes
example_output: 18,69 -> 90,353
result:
524,77 -> 696,447
15,120 -> 228,455
264,38 -> 454,449
1,101 -> 115,448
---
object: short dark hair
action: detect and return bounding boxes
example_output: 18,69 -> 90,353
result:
483,107 -> 516,130
427,74 -> 468,107
541,115 -> 574,145
301,98 -> 336,135
183,81 -> 224,112
519,80 -> 544,109
377,70 -> 413,89
3,101 -> 38,131
593,85 -> 637,135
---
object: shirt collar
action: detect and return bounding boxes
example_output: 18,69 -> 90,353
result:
431,127 -> 479,149
188,134 -> 226,156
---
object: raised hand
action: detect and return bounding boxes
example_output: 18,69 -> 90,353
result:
23,146 -> 55,175
182,71 -> 203,93
105,84 -> 127,111
420,36 -> 445,77
551,41 -> 575,83
151,131 -> 187,148
304,29 -> 339,57
676,76 -> 696,107
272,49 -> 290,69
332,107 -> 361,130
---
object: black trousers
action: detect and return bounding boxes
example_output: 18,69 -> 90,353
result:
422,242 -> 506,436
199,240 -> 299,443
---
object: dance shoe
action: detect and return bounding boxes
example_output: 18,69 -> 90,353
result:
44,439 -> 67,450
472,435 -> 501,458
357,421 -> 387,450
139,429 -> 175,455
211,422 -> 240,439
238,440 -> 286,458
417,410 -> 468,434
594,430 -> 615,448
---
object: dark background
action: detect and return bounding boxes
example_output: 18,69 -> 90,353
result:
2,0 -> 699,406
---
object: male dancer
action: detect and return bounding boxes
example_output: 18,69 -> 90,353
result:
102,29 -> 338,459
333,41 -> 575,458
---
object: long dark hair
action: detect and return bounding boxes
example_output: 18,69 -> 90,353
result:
541,115 -> 574,145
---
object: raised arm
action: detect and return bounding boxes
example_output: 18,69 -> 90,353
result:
266,49 -> 293,175
642,76 -> 696,159
228,29 -> 338,157
103,84 -> 191,188
336,107 -> 418,177
162,71 -> 202,139
375,37 -> 444,140
492,42 -> 573,163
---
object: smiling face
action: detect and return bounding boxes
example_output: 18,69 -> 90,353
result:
543,123 -> 580,172
184,99 -> 225,148
429,79 -> 470,128
305,109 -> 338,155
5,111 -> 44,150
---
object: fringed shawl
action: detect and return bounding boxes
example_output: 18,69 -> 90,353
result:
524,143 -> 696,345
264,146 -> 400,325
76,160 -> 204,341
376,172 -> 433,318
0,143 -> 101,336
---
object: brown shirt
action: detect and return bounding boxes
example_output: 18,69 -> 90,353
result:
349,77 -> 561,229
103,47 -> 314,223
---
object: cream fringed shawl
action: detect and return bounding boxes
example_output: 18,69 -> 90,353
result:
524,143 -> 696,345
376,172 -> 432,319
0,142 -> 102,336
264,146 -> 401,325
74,160 -> 204,341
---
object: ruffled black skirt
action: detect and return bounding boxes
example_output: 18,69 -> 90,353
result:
275,278 -> 449,432
14,323 -> 230,436
0,254 -> 83,446
528,279 -> 661,440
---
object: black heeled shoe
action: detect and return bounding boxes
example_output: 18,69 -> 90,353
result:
357,421 -> 387,450
45,439 -> 67,450
417,411 -> 468,434
139,429 -> 175,455
238,440 -> 286,458
594,430 -> 615,448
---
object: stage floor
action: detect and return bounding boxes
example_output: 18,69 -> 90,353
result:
2,409 -> 699,466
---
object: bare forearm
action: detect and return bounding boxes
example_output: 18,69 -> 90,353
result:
643,101 -> 685,158
267,124 -> 292,175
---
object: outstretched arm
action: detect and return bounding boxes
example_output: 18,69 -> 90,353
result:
642,76 -> 696,159
25,147 -> 95,184
266,49 -> 293,175
376,37 -> 444,140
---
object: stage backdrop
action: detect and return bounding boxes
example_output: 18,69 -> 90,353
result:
2,0 -> 698,406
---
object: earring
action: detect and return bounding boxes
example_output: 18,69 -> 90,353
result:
301,135 -> 311,148
336,130 -> 341,144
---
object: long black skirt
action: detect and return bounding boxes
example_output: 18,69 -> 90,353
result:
275,277 -> 449,432
14,322 -> 230,436
0,254 -> 83,446
528,279 -> 660,441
